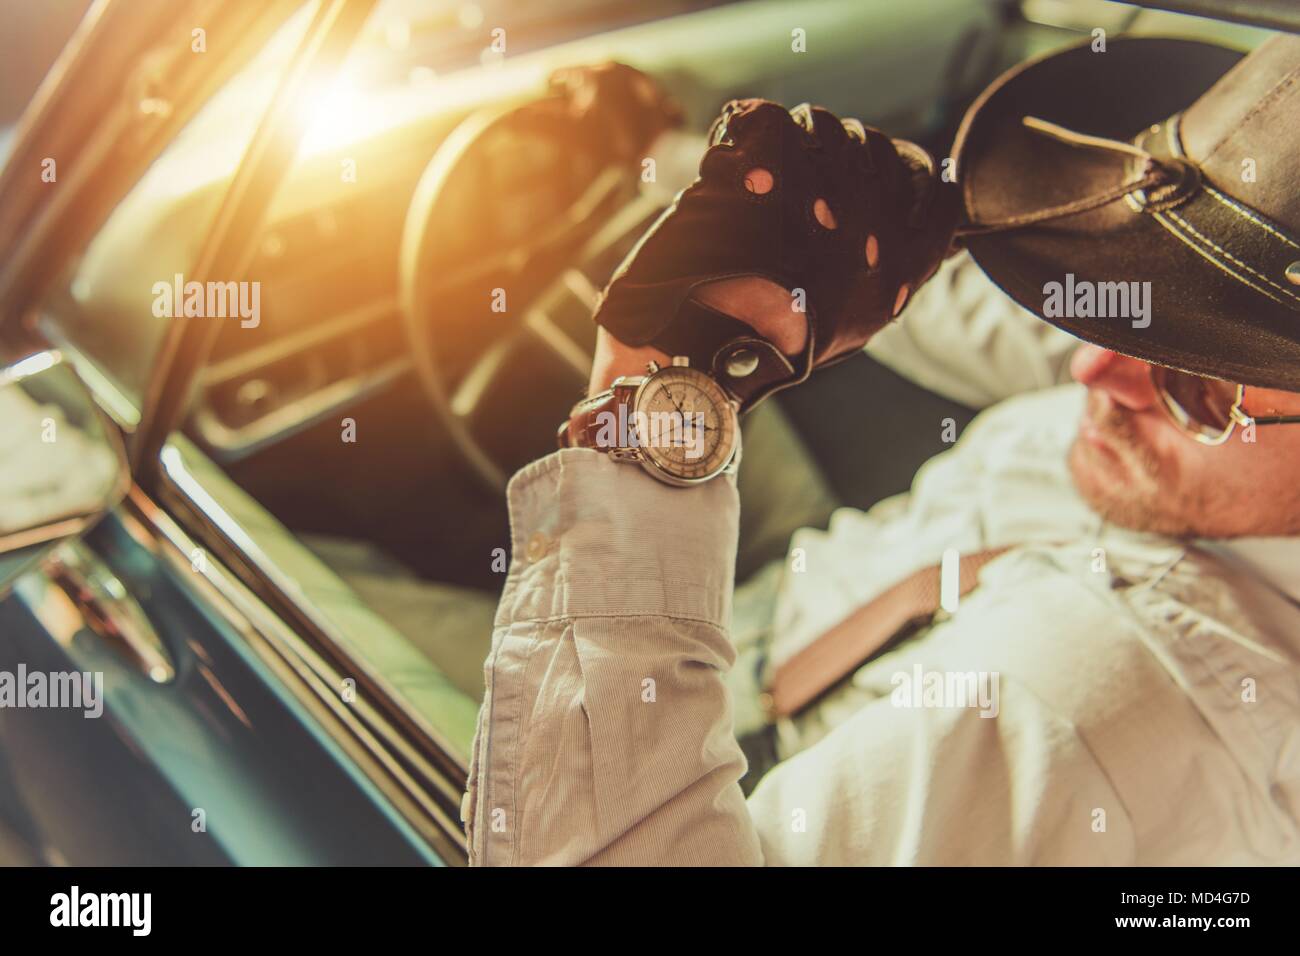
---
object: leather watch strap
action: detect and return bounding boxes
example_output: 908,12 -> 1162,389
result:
764,547 -> 1010,719
558,382 -> 637,450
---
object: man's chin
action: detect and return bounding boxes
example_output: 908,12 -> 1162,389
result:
1068,437 -> 1111,510
1067,436 -> 1183,535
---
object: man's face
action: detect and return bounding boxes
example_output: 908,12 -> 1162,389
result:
1067,345 -> 1300,538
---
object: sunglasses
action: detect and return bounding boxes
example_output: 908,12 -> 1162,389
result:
1151,366 -> 1300,445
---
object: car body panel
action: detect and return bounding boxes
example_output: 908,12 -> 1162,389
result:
0,510 -> 437,865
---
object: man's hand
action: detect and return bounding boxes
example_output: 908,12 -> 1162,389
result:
588,282 -> 807,394
591,99 -> 958,409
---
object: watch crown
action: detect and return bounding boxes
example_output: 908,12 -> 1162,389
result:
670,355 -> 689,367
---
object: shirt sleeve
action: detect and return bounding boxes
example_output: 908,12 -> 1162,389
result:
465,448 -> 762,865
866,251 -> 1080,409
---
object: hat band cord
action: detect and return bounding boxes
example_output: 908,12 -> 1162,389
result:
956,116 -> 1179,237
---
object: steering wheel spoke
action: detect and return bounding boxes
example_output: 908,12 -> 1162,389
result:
522,308 -> 593,382
450,306 -> 593,422
448,328 -> 526,421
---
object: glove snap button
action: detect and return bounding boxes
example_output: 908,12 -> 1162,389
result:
724,348 -> 760,379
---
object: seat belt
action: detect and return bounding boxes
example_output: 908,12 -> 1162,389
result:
763,548 -> 1010,719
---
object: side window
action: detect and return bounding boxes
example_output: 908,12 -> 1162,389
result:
35,6 -> 318,418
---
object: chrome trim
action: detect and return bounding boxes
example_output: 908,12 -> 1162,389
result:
0,349 -> 132,556
40,540 -> 175,684
31,322 -> 142,431
0,516 -> 105,556
0,348 -> 59,385
119,485 -> 469,864
157,444 -> 469,773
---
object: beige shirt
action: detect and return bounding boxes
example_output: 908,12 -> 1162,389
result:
465,255 -> 1300,865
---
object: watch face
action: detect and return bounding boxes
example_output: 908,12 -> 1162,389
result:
633,366 -> 737,484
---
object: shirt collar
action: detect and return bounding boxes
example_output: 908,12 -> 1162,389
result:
1212,536 -> 1300,607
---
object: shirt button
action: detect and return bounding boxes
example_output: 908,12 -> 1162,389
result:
525,531 -> 549,562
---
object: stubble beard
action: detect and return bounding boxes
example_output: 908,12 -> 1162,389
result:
1067,394 -> 1195,536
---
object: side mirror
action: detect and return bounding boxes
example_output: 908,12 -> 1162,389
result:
0,350 -> 130,595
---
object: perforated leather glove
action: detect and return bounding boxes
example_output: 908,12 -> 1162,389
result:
593,98 -> 960,410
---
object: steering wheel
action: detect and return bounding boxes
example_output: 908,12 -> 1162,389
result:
399,92 -> 672,493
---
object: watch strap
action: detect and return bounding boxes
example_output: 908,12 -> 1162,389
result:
557,381 -> 639,450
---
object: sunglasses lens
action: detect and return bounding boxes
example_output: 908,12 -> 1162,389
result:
1153,367 -> 1239,438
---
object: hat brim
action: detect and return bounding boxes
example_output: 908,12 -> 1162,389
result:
952,36 -> 1300,391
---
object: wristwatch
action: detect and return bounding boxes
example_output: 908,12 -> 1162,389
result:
558,356 -> 740,486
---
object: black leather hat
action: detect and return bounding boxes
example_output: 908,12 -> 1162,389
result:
952,34 -> 1300,390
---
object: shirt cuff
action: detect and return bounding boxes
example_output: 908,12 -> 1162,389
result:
496,448 -> 739,629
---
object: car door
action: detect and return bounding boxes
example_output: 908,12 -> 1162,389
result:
0,0 -> 462,865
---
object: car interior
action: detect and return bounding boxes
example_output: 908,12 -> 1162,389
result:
31,0 -> 1275,762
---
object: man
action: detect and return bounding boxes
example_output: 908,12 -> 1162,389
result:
463,34 -> 1300,864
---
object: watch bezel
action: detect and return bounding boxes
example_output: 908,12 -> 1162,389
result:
630,365 -> 738,487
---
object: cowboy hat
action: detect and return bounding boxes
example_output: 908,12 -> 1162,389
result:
952,33 -> 1300,390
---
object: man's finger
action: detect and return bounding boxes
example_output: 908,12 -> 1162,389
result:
692,277 -> 809,357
